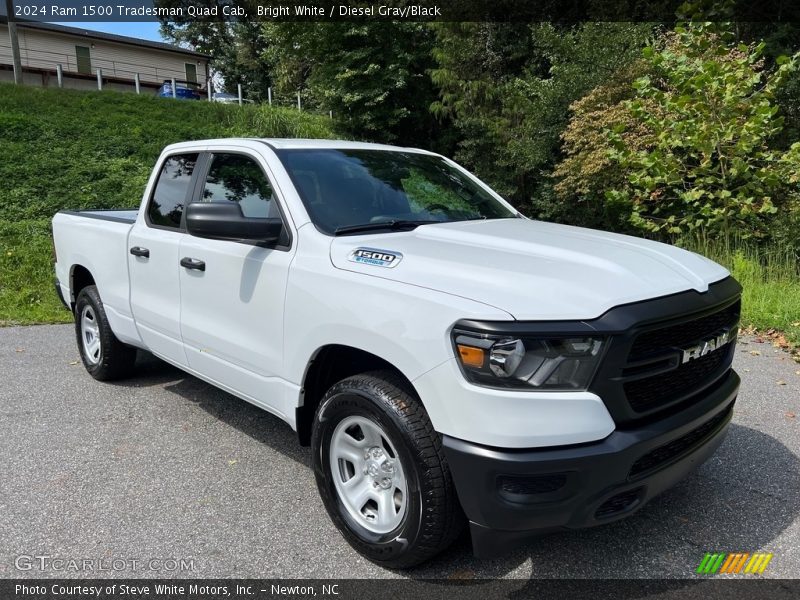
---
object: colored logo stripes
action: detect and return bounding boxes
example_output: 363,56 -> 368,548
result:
697,552 -> 773,574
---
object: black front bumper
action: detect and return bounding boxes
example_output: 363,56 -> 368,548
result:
443,370 -> 739,558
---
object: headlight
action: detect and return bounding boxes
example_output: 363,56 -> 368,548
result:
452,330 -> 606,391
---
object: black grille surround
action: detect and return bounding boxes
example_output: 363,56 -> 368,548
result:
623,340 -> 732,413
629,301 -> 740,359
619,298 -> 740,416
586,279 -> 741,426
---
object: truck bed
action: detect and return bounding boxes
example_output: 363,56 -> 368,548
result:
58,208 -> 139,224
52,208 -> 139,341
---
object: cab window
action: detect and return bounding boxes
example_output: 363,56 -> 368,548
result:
147,153 -> 198,229
201,153 -> 276,219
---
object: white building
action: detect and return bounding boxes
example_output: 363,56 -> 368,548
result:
0,19 -> 210,93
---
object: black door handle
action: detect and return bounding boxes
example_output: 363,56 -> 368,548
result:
129,246 -> 149,258
180,257 -> 206,271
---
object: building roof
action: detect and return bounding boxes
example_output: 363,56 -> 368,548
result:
0,18 -> 209,59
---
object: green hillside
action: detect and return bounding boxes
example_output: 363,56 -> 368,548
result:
0,83 -> 337,324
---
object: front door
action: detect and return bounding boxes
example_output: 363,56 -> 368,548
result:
178,150 -> 294,419
129,152 -> 199,367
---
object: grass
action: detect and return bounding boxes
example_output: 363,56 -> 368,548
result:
0,82 -> 337,324
0,83 -> 336,222
0,220 -> 71,325
679,236 -> 800,350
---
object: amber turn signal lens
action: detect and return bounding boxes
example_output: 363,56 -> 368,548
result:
457,344 -> 485,368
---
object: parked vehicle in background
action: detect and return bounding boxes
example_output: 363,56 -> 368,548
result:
51,139 -> 742,568
157,80 -> 202,100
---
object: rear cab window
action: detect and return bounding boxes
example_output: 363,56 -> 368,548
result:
147,153 -> 199,229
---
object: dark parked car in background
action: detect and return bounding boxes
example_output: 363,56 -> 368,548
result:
157,80 -> 202,100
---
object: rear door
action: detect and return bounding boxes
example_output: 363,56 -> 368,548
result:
178,149 -> 295,419
128,152 -> 201,367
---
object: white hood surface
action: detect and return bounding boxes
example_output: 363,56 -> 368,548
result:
330,218 -> 730,321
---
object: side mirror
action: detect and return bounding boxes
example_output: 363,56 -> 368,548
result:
185,202 -> 282,244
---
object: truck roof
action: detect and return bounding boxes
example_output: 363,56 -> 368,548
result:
162,138 -> 435,154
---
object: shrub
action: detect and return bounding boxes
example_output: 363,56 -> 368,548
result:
605,23 -> 800,238
553,61 -> 655,230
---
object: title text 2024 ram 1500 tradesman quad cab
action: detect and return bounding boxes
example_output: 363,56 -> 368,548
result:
52,139 -> 741,568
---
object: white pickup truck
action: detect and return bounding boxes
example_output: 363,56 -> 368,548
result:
52,139 -> 741,567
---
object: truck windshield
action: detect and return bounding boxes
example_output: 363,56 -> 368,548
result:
276,149 -> 516,235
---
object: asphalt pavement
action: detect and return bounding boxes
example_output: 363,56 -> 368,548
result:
1,325 -> 798,579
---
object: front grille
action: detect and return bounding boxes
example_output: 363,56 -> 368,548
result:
498,474 -> 567,496
595,488 -> 643,519
621,300 -> 740,415
630,300 -> 740,360
629,407 -> 730,478
624,349 -> 728,413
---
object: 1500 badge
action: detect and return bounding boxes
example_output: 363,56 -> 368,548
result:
348,248 -> 403,268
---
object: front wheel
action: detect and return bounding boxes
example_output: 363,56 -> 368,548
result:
311,371 -> 463,568
74,285 -> 137,381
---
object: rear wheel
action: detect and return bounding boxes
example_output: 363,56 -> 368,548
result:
311,371 -> 463,568
74,285 -> 136,381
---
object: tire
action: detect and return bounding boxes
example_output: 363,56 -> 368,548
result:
311,370 -> 464,568
74,285 -> 137,381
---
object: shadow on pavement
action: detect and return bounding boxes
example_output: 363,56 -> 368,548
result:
113,353 -> 800,581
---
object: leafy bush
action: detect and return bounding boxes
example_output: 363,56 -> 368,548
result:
605,23 -> 800,238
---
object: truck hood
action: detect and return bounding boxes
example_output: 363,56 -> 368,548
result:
329,218 -> 730,320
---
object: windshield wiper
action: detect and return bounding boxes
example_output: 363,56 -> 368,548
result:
334,220 -> 440,236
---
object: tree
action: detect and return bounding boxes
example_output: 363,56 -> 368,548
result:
430,23 -> 536,202
158,8 -> 273,100
263,22 -> 443,146
430,23 -> 654,215
605,23 -> 800,238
